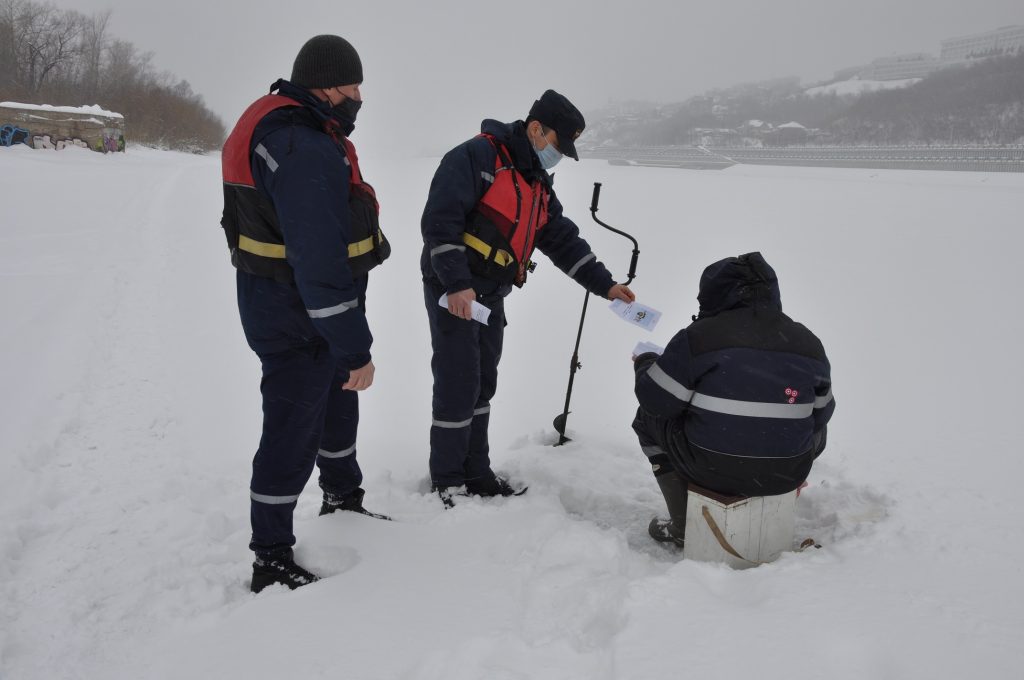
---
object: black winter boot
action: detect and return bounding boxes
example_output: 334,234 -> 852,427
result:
433,484 -> 468,509
320,486 -> 392,520
466,475 -> 527,498
649,470 -> 689,548
250,548 -> 320,593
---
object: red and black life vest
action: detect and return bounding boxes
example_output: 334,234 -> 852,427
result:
220,94 -> 389,284
463,134 -> 550,287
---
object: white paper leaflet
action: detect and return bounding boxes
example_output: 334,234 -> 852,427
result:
609,299 -> 662,331
438,294 -> 491,325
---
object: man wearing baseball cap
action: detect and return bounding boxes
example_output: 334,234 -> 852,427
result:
221,34 -> 391,592
420,89 -> 636,508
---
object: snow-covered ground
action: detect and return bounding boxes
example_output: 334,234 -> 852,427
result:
2,144 -> 1023,679
804,77 -> 921,97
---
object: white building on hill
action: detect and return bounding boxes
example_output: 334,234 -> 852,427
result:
940,25 -> 1024,62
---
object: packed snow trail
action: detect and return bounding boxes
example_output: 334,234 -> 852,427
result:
2,145 -> 1023,679
1,147 -> 255,674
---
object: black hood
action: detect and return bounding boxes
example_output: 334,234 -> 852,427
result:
696,252 -> 782,319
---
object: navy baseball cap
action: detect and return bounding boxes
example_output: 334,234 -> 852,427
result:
528,89 -> 586,161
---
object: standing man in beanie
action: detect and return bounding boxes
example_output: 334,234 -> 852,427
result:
420,90 -> 635,507
220,34 -> 391,592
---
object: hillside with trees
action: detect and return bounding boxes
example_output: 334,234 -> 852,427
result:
589,52 -> 1024,147
0,0 -> 224,152
830,52 -> 1024,144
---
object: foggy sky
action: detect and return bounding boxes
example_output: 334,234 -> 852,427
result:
61,0 -> 1023,155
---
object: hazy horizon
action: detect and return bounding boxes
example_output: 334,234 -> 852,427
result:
56,0 -> 1023,155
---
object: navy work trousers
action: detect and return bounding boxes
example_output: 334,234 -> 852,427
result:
248,341 -> 363,554
423,281 -> 505,487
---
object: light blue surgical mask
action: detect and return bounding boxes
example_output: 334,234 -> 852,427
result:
534,139 -> 562,170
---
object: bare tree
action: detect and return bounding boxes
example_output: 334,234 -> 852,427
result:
0,0 -> 26,98
0,0 -> 226,151
3,0 -> 84,95
78,8 -> 109,102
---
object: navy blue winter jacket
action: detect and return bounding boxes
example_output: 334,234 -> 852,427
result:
420,119 -> 616,297
235,80 -> 372,368
634,253 -> 834,495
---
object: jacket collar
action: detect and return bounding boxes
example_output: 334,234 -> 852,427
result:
269,78 -> 334,126
480,119 -> 551,185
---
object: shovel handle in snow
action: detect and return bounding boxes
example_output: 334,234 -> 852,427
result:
553,183 -> 640,446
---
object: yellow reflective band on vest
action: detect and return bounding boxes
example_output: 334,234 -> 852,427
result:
462,232 -> 514,267
238,234 -> 286,259
348,230 -> 382,258
237,232 -> 383,260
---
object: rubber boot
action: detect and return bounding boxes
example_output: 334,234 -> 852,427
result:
649,470 -> 688,548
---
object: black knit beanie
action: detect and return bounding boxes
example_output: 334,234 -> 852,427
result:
291,35 -> 363,89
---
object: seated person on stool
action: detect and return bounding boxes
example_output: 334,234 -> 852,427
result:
632,252 -> 835,547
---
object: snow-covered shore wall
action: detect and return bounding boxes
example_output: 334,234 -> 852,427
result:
0,102 -> 125,152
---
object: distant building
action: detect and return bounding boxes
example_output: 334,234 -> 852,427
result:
832,65 -> 868,82
860,53 -> 942,81
827,25 -> 1024,87
940,25 -> 1024,62
690,127 -> 741,146
764,122 -> 808,146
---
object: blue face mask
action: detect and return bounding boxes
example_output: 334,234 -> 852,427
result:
534,138 -> 562,170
